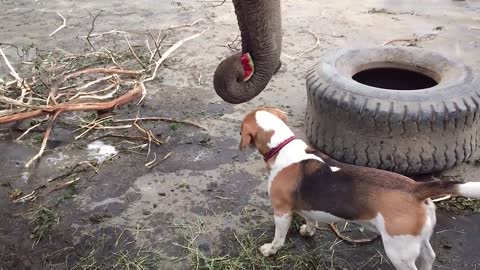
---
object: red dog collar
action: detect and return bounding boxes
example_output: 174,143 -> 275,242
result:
263,136 -> 296,162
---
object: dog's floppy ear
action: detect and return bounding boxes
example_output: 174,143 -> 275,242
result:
263,107 -> 288,123
239,122 -> 255,151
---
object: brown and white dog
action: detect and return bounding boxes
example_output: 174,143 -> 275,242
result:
239,107 -> 480,270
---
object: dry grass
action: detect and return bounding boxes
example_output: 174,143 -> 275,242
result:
437,196 -> 480,213
27,205 -> 59,245
172,215 -> 358,270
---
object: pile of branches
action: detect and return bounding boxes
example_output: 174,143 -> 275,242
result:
0,18 -> 209,168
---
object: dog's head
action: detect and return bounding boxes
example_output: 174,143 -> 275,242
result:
239,107 -> 288,154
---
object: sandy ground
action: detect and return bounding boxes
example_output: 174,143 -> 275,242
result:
1,0 -> 480,269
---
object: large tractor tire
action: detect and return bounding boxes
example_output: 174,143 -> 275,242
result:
305,47 -> 480,175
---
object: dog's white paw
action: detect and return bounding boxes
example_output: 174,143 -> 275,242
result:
259,243 -> 278,257
300,224 -> 316,237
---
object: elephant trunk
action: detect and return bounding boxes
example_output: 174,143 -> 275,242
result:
213,0 -> 282,104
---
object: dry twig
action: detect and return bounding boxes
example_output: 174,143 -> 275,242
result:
432,194 -> 452,202
25,110 -> 62,168
226,34 -> 241,51
146,29 -> 166,63
329,223 -> 379,245
86,10 -> 103,50
75,116 -> 113,140
0,83 -> 142,124
147,151 -> 173,169
145,28 -> 210,82
282,30 -> 320,60
79,30 -> 129,39
0,48 -> 22,81
383,33 -> 437,46
44,178 -> 79,195
49,12 -> 67,36
16,121 -> 43,141
0,48 -> 31,103
13,190 -> 36,203
166,19 -> 206,31
49,67 -> 140,102
125,35 -> 147,69
212,0 -> 227,7
113,116 -> 207,130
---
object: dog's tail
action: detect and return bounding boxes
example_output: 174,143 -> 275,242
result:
414,180 -> 480,200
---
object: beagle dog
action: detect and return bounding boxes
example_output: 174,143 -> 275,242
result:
239,107 -> 480,270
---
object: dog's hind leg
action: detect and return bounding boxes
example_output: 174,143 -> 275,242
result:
299,216 -> 316,237
417,200 -> 436,270
259,212 -> 292,256
382,235 -> 421,270
417,240 -> 435,270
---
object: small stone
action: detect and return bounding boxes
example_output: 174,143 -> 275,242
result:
153,203 -> 158,208
142,209 -> 151,215
442,244 -> 452,249
158,192 -> 166,196
89,213 -> 112,224
441,241 -> 452,249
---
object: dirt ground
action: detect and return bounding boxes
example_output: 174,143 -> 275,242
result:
1,0 -> 480,269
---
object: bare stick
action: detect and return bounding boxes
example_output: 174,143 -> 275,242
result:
226,34 -> 241,51
12,190 -> 36,203
75,116 -> 113,140
432,194 -> 452,202
61,68 -> 140,83
470,26 -> 480,31
144,28 -> 210,82
49,12 -> 67,36
45,178 -> 79,195
147,151 -> 172,169
70,84 -> 119,101
133,121 -> 163,145
0,48 -> 22,81
145,153 -> 157,167
133,121 -> 152,158
91,133 -> 151,142
75,75 -> 114,91
25,110 -> 62,168
51,68 -> 140,100
0,96 -> 41,109
49,68 -> 138,103
92,124 -> 133,130
145,37 -> 154,57
113,116 -> 207,130
0,84 -> 142,124
0,108 -> 26,117
0,48 -> 31,103
383,33 -> 437,46
212,0 -> 227,7
146,29 -> 165,62
16,122 -> 43,141
282,30 -> 320,60
166,18 -> 206,31
328,223 -> 379,245
74,115 -> 113,132
86,10 -> 103,50
383,38 -> 417,46
125,35 -> 147,69
79,30 -> 129,39
137,80 -> 147,104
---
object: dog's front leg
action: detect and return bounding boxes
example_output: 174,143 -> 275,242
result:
260,212 -> 292,256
